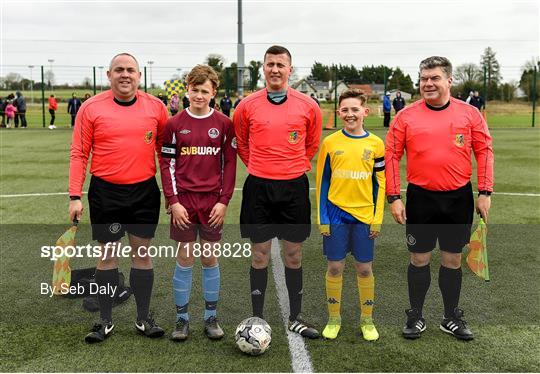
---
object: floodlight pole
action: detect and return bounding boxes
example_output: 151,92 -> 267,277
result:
93,66 -> 96,95
41,65 -> 46,128
148,61 -> 154,90
48,59 -> 55,92
98,66 -> 104,92
144,67 -> 147,93
532,65 -> 537,128
333,66 -> 338,129
237,0 -> 245,96
484,64 -> 488,110
28,65 -> 34,104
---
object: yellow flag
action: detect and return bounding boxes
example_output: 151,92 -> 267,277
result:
466,218 -> 490,281
51,220 -> 78,295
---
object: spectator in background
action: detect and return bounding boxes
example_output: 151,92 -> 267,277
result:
158,92 -> 168,107
456,93 -> 465,101
48,94 -> 58,129
5,100 -> 16,128
220,94 -> 232,117
67,93 -> 82,128
182,94 -> 190,109
170,92 -> 180,116
0,96 -> 6,127
83,93 -> 92,102
392,90 -> 406,113
233,94 -> 243,109
469,91 -> 485,112
465,91 -> 474,104
14,91 -> 28,128
310,93 -> 320,107
383,91 -> 391,128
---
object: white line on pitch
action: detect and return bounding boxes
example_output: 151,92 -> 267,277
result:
1,188 -> 539,198
270,238 -> 314,373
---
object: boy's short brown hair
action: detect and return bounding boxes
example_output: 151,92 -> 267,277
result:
186,65 -> 220,89
338,89 -> 367,106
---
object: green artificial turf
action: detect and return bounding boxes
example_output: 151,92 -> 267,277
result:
0,125 -> 539,372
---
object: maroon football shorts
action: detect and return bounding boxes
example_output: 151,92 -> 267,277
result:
170,191 -> 223,242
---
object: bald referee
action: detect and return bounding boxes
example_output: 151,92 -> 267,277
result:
385,56 -> 494,341
69,53 -> 169,343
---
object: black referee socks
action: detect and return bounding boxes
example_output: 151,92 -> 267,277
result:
407,263 -> 431,314
285,266 -> 303,321
95,268 -> 119,322
250,266 -> 268,318
439,265 -> 462,318
130,268 -> 154,321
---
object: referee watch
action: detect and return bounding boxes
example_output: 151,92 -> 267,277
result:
387,195 -> 401,204
70,196 -> 81,201
478,190 -> 492,197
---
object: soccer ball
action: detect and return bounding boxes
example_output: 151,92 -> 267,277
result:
235,317 -> 272,356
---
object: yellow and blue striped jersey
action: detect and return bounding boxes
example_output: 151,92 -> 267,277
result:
316,129 -> 386,233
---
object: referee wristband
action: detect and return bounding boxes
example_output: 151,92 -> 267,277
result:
478,191 -> 492,197
387,195 -> 401,204
70,196 -> 81,201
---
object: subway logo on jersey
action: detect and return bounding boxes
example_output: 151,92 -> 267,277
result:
180,146 -> 221,156
333,169 -> 372,180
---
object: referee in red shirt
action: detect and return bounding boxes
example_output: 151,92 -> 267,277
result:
69,53 -> 168,343
385,56 -> 494,341
233,45 -> 322,338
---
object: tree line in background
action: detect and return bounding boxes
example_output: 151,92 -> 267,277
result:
444,47 -> 538,102
1,47 -> 538,101
309,62 -> 416,94
308,47 -> 539,102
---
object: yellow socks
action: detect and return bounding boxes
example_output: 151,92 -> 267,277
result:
326,272 -> 343,318
357,275 -> 375,318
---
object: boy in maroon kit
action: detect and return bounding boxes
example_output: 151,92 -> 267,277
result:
160,65 -> 236,340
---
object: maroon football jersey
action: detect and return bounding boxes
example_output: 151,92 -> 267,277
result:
160,108 -> 237,205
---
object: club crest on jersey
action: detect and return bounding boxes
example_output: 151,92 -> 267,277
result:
208,128 -> 219,139
288,131 -> 299,144
455,134 -> 465,147
144,131 -> 153,144
179,129 -> 191,135
362,148 -> 373,161
231,137 -> 237,149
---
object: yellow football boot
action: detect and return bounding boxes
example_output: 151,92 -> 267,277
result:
322,316 -> 341,340
360,316 -> 379,341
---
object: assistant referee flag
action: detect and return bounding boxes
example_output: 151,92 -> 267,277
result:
466,218 -> 490,281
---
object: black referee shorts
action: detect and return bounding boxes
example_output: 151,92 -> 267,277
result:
240,174 -> 311,244
405,182 -> 473,253
88,176 -> 160,244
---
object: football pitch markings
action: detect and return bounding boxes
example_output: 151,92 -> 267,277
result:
270,238 -> 314,373
1,189 -> 539,198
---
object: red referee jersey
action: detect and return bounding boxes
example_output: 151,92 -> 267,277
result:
233,87 -> 322,180
69,90 -> 168,196
385,97 -> 494,194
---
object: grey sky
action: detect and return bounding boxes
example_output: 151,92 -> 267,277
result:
2,0 -> 539,87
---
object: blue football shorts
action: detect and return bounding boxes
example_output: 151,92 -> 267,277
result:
322,202 -> 374,263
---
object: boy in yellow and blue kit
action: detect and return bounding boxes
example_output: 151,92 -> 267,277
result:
316,89 -> 385,341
